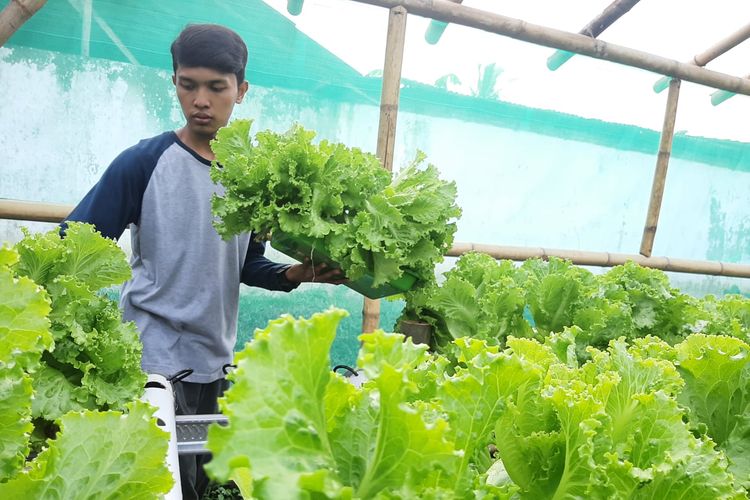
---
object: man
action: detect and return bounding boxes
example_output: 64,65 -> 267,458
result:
65,24 -> 343,498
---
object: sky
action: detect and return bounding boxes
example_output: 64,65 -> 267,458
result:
262,0 -> 750,142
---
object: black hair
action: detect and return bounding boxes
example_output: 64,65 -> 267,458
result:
170,24 -> 248,84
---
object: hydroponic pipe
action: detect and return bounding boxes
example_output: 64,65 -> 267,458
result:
653,21 -> 750,93
352,0 -> 750,95
287,0 -> 304,16
710,73 -> 750,106
424,0 -> 462,44
547,0 -> 641,71
425,20 -> 448,44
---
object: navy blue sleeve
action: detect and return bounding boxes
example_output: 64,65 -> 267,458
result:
65,136 -> 168,240
241,236 -> 299,292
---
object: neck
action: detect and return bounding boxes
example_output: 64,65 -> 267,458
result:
176,127 -> 215,161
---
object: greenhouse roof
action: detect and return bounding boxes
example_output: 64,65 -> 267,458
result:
263,0 -> 750,143
3,0 -> 749,166
5,0 -> 364,92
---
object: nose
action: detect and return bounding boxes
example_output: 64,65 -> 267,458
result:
193,87 -> 210,108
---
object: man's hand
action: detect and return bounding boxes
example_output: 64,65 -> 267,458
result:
284,259 -> 348,285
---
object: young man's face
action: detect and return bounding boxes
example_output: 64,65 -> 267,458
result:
173,65 -> 249,139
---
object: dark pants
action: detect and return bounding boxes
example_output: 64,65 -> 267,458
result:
173,378 -> 228,500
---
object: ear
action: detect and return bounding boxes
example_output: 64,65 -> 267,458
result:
236,80 -> 249,104
172,74 -> 176,86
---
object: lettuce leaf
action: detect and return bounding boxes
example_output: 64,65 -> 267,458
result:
0,402 -> 172,498
0,251 -> 52,481
674,334 -> 750,489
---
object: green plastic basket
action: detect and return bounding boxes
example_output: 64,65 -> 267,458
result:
269,232 -> 417,299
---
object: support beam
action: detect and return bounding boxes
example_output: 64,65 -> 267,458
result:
0,199 -> 70,222
362,6 -> 408,334
447,242 -> 750,279
351,0 -> 750,95
547,0 -> 641,71
0,0 -> 47,47
3,199 -> 749,279
640,78 -> 681,257
653,21 -> 750,93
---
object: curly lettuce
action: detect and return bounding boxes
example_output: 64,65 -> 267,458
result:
210,120 -> 461,287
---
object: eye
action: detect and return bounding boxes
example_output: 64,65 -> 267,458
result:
180,82 -> 195,91
211,85 -> 228,92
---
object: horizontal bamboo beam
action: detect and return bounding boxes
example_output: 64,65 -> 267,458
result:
653,21 -> 750,93
351,0 -> 750,95
547,0 -> 641,71
448,242 -> 750,279
3,199 -> 748,278
0,199 -> 71,222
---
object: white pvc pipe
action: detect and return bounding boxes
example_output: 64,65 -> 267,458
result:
142,374 -> 182,500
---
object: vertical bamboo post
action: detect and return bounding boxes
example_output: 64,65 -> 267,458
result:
640,78 -> 681,257
0,0 -> 47,47
362,6 -> 408,334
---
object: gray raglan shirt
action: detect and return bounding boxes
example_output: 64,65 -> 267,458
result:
67,131 -> 295,383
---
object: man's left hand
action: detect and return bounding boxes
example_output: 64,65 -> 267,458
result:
284,259 -> 348,285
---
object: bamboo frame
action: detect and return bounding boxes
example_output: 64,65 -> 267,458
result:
547,0 -> 641,71
653,21 -> 750,93
448,243 -> 750,279
692,23 -> 750,67
3,198 -> 750,278
578,0 -> 641,39
362,6 -> 408,334
0,0 -> 47,47
351,0 -> 750,95
0,199 -> 70,222
640,78 -> 681,257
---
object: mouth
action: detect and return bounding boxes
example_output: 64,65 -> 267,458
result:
191,113 -> 212,125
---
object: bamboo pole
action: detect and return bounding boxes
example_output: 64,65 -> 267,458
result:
362,6 -> 408,334
0,0 -> 47,47
653,21 -> 750,93
640,78 -> 681,257
547,0 -> 641,71
0,199 -> 71,222
3,199 -> 749,279
352,0 -> 750,95
447,242 -> 750,279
